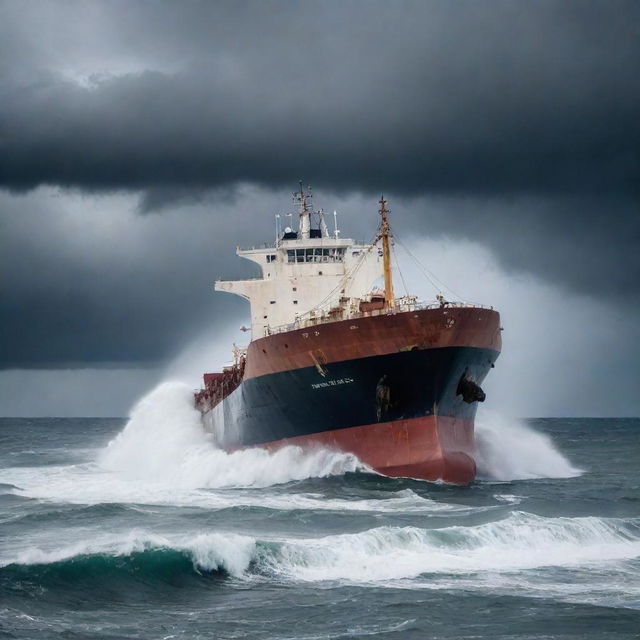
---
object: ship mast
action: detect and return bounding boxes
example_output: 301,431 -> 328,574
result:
294,180 -> 312,239
379,196 -> 395,310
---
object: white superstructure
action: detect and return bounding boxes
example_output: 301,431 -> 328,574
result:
215,185 -> 383,338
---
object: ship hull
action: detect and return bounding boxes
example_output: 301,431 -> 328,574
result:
200,307 -> 501,484
256,415 -> 476,484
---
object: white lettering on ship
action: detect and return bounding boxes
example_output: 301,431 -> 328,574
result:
311,377 -> 355,389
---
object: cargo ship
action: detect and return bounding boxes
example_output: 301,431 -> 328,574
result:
195,184 -> 501,484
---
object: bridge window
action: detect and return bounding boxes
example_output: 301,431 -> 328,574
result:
266,254 -> 277,263
286,248 -> 345,263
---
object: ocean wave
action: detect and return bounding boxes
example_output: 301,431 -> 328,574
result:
0,502 -> 150,528
1,548 -> 215,588
1,531 -> 256,580
3,512 -> 638,587
236,488 -> 473,514
259,512 -> 640,582
493,494 -> 523,504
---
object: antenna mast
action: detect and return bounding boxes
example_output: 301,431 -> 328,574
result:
293,180 -> 312,239
379,196 -> 395,310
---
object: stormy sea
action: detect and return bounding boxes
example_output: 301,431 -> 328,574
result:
1,383 -> 638,639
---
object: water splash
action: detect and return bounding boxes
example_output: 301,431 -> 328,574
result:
474,409 -> 582,481
100,381 -> 362,489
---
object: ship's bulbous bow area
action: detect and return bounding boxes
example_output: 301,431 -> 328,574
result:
224,415 -> 477,485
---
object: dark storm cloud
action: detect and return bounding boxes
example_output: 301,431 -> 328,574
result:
1,1 -> 638,197
1,0 -> 639,374
392,194 -> 640,301
0,187 -> 266,368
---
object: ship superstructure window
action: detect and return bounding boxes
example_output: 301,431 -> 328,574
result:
266,254 -> 277,263
286,248 -> 345,263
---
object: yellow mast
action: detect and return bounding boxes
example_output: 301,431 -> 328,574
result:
379,196 -> 395,310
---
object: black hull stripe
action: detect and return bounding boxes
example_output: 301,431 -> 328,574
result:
203,346 -> 499,449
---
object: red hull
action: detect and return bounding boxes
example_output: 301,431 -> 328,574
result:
246,306 -> 501,379
259,414 -> 476,485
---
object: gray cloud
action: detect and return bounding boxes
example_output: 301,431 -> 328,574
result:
1,187 -> 262,368
1,1 -> 638,197
393,194 -> 640,301
1,0 -> 639,388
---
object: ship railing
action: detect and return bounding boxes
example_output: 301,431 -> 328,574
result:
217,277 -> 263,282
237,243 -> 277,252
265,300 -> 494,335
237,238 -> 371,252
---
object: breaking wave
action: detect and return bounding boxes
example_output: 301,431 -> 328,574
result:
2,513 -> 638,586
475,410 -> 582,481
100,381 -> 364,489
259,512 -> 640,582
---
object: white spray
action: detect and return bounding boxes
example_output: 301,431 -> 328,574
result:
100,381 -> 362,489
474,409 -> 581,481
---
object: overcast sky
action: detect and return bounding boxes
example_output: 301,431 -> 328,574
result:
1,0 -> 638,416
